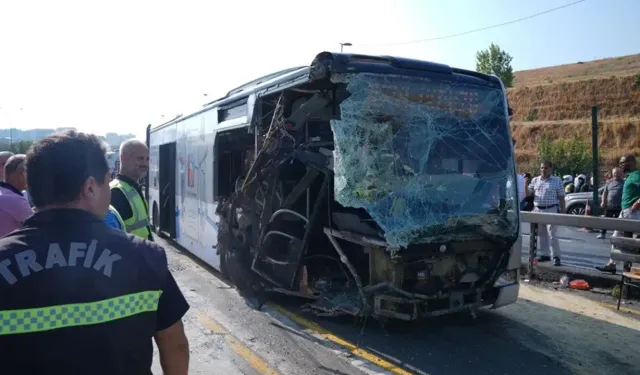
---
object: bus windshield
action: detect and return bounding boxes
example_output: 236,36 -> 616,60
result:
330,72 -> 518,248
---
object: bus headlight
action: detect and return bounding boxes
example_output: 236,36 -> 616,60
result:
494,269 -> 519,287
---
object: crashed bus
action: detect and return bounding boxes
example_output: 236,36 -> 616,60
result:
146,52 -> 522,321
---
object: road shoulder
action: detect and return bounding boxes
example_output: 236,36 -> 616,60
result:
154,237 -> 386,375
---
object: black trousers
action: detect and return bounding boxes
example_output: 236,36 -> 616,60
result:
601,208 -> 622,236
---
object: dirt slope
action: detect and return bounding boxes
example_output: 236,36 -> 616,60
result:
509,75 -> 640,122
507,54 -> 640,172
512,53 -> 640,88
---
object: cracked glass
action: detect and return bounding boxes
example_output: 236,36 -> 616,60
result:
330,73 -> 518,248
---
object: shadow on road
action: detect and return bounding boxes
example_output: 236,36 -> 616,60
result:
160,237 -> 638,375
270,296 -> 639,375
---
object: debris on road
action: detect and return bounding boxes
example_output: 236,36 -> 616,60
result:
560,275 -> 569,287
569,279 -> 591,290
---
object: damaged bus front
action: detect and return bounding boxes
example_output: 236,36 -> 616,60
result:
218,52 -> 521,321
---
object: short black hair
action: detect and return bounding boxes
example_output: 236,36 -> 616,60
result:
26,130 -> 109,208
541,160 -> 553,168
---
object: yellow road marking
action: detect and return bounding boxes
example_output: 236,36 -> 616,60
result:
599,302 -> 640,317
228,339 -> 279,375
270,304 -> 417,375
198,313 -> 280,375
198,313 -> 229,334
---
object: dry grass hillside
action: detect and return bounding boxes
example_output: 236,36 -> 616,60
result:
512,53 -> 640,88
507,53 -> 640,172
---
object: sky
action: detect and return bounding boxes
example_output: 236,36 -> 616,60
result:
0,0 -> 638,140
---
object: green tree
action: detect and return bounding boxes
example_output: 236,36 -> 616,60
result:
536,133 -> 592,177
476,43 -> 514,88
0,140 -> 33,154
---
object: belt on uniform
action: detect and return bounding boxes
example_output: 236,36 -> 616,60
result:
535,204 -> 558,209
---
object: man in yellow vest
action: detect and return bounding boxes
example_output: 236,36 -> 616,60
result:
110,139 -> 153,241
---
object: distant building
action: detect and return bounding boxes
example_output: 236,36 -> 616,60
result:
106,151 -> 119,177
0,128 -> 135,150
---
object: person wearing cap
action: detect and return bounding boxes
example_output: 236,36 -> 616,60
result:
0,130 -> 190,375
562,175 -> 575,194
574,174 -> 587,192
596,154 -> 640,274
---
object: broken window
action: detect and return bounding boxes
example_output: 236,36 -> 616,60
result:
330,73 -> 518,247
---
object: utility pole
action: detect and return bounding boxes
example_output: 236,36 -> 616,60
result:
591,106 -> 599,215
0,107 -> 22,148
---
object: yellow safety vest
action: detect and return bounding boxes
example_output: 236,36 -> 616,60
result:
110,178 -> 152,240
108,205 -> 126,230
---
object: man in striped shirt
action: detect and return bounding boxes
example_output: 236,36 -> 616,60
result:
527,160 -> 566,266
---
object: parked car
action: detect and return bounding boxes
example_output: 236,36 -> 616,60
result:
564,186 -> 605,215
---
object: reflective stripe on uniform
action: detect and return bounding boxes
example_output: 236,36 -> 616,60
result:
110,179 -> 151,239
117,183 -> 150,230
0,290 -> 162,336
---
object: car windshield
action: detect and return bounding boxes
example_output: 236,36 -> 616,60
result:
330,72 -> 518,247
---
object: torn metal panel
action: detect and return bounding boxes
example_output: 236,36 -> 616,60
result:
330,73 -> 518,248
303,290 -> 362,317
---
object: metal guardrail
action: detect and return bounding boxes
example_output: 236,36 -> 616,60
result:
520,212 -> 639,233
519,212 -> 640,277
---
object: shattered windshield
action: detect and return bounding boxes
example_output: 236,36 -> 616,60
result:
330,73 -> 518,248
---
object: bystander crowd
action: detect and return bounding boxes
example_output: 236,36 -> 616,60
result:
0,130 -> 190,375
596,154 -> 640,274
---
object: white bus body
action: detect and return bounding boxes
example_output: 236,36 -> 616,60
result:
147,52 -> 521,320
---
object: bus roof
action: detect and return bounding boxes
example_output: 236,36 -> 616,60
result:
150,65 -> 310,131
224,66 -> 308,98
150,52 -> 502,131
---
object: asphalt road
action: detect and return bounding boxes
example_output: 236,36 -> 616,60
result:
155,237 -> 640,375
152,238 -> 372,375
520,224 -> 614,270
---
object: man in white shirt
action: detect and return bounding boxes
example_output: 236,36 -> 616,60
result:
527,160 -> 566,266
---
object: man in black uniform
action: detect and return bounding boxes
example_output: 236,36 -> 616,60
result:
0,130 -> 190,375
